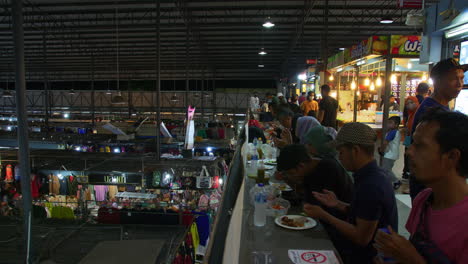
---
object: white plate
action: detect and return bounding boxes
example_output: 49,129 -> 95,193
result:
264,165 -> 275,170
274,215 -> 317,230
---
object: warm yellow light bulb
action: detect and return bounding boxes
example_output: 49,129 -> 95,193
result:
364,77 -> 370,86
329,75 -> 334,81
376,77 -> 382,87
422,73 -> 427,81
370,82 -> 375,91
391,74 -> 397,83
351,80 -> 356,90
356,91 -> 361,96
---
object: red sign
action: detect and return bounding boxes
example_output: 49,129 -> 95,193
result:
397,0 -> 422,8
306,59 -> 317,65
301,251 -> 327,263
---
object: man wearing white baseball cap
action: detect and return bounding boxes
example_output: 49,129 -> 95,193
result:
303,122 -> 398,263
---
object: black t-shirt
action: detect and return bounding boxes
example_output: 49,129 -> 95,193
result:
318,96 -> 338,128
288,102 -> 301,114
348,160 -> 398,262
303,157 -> 354,219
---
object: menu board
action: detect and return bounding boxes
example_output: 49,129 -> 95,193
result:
455,89 -> 468,115
460,40 -> 468,85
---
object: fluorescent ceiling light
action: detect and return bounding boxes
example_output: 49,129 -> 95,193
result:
258,64 -> 265,68
2,90 -> 13,98
258,48 -> 267,55
380,16 -> 394,24
445,23 -> 468,39
337,67 -> 343,72
262,18 -> 275,28
339,48 -> 345,51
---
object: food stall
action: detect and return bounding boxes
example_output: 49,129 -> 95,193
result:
327,35 -> 430,125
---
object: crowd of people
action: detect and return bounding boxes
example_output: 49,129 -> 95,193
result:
248,58 -> 468,264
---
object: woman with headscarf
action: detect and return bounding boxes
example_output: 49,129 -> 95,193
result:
301,125 -> 354,253
295,116 -> 321,144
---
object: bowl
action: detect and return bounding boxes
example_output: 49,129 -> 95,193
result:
266,198 -> 290,217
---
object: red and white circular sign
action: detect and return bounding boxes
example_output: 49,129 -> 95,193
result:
300,251 -> 327,263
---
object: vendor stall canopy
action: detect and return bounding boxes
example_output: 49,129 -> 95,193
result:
0,0 -> 439,84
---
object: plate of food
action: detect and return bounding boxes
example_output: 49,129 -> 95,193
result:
264,159 -> 277,165
275,215 -> 317,230
270,182 -> 293,192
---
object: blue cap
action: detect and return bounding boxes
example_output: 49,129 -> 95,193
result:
258,183 -> 264,187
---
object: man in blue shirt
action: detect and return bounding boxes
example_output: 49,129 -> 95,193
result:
409,58 -> 466,200
303,122 -> 398,264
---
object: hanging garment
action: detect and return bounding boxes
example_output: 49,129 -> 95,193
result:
58,176 -> 68,195
49,174 -> 60,195
94,185 -> 109,201
30,174 -> 41,199
5,164 -> 13,182
39,173 -> 49,195
195,212 -> 210,246
108,185 -> 118,199
68,176 -> 78,196
198,194 -> 209,209
190,223 -> 200,251
14,165 -> 20,181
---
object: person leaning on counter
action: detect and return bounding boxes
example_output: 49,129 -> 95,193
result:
303,123 -> 398,264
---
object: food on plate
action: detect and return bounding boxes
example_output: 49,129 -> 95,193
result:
271,204 -> 285,210
281,216 -> 308,228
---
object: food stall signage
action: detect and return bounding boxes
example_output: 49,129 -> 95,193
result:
391,35 -> 422,55
88,173 -> 142,185
306,59 -> 317,65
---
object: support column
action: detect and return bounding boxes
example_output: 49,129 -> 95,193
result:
155,0 -> 161,160
12,1 -> 33,262
201,67 -> 205,121
91,56 -> 95,127
337,73 -> 341,107
185,28 -> 189,110
212,70 -> 216,119
42,32 -> 49,133
353,66 -> 359,122
399,73 -> 407,112
381,37 -> 393,160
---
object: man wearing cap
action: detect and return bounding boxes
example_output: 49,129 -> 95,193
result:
303,122 -> 398,264
409,58 -> 466,201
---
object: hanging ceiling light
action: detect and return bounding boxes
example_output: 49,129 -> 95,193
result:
258,64 -> 265,68
364,77 -> 370,86
69,89 -> 76,95
329,74 -> 334,81
376,76 -> 383,87
112,91 -> 126,104
2,90 -> 13,98
391,74 -> 397,83
422,73 -> 428,81
258,48 -> 267,55
351,80 -> 357,90
380,16 -> 394,24
106,90 -> 112,95
370,82 -> 375,91
262,17 -> 275,28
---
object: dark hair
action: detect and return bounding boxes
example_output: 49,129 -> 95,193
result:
389,116 -> 401,126
343,143 -> 375,156
430,58 -> 463,80
321,84 -> 331,93
301,92 -> 306,95
277,144 -> 311,171
416,82 -> 430,94
277,108 -> 294,119
420,109 -> 468,177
